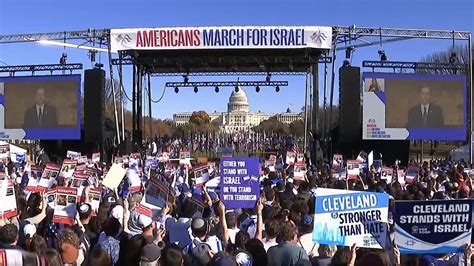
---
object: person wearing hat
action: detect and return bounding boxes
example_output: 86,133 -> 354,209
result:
185,201 -> 228,263
139,243 -> 162,266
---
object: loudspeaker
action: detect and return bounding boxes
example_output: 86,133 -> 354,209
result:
84,68 -> 105,143
339,66 -> 361,143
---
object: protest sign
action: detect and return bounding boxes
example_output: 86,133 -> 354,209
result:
158,152 -> 170,163
406,166 -> 419,184
92,153 -> 101,163
331,168 -> 347,180
126,168 -> 142,192
394,199 -> 473,254
264,160 -> 276,172
70,172 -> 88,200
332,154 -> 343,169
76,156 -> 88,165
356,151 -> 368,163
286,151 -> 296,165
397,169 -> 405,185
66,150 -> 81,159
136,179 -> 170,220
53,187 -> 78,225
46,188 -> 56,209
381,167 -> 393,183
193,165 -> 210,187
39,163 -> 60,189
0,180 -> 17,219
59,159 -> 77,179
312,188 -> 389,249
347,160 -> 360,180
102,163 -> 127,190
220,157 -> 260,209
293,162 -> 307,180
88,188 -> 101,216
0,144 -> 9,163
296,153 -> 305,163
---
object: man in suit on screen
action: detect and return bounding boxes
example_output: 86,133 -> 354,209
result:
23,88 -> 58,128
406,85 -> 444,128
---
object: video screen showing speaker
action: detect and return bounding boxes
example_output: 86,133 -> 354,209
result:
0,75 -> 81,140
362,72 -> 466,141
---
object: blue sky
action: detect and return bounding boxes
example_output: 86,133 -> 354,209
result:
0,0 -> 472,119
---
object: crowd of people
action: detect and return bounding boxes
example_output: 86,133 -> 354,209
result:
0,145 -> 473,266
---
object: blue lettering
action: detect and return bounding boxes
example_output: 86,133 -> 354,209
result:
287,29 -> 295,45
246,29 -> 252,46
302,29 -> 306,45
280,29 -> 288,45
221,29 -> 229,46
236,29 -> 244,46
203,30 -> 213,46
229,29 -> 236,46
273,29 -> 280,45
213,30 -> 221,46
252,29 -> 260,46
261,29 -> 268,45
295,29 -> 302,45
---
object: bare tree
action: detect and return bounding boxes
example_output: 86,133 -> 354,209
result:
418,45 -> 471,75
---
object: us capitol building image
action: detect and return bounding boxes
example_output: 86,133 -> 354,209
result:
173,87 -> 303,133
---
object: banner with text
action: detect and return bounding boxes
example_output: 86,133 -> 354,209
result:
312,188 -> 389,249
220,157 -> 260,209
110,26 -> 332,52
394,199 -> 473,254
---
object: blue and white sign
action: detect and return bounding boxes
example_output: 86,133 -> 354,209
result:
312,188 -> 389,249
220,157 -> 260,209
394,199 -> 473,254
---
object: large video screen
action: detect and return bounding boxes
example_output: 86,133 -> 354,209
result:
0,75 -> 81,140
362,73 -> 466,141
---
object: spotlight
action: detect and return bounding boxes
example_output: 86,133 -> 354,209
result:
193,85 -> 198,93
215,86 -> 219,93
234,85 -> 239,92
275,85 -> 280,92
59,52 -> 67,65
174,86 -> 179,93
449,52 -> 457,64
183,75 -> 189,83
266,72 -> 271,82
345,46 -> 354,59
378,50 -> 387,62
255,85 -> 260,93
343,60 -> 351,67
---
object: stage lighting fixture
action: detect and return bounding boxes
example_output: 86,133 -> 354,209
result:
255,85 -> 260,93
183,75 -> 189,83
266,72 -> 271,82
215,86 -> 219,93
378,50 -> 387,62
174,86 -> 179,93
345,46 -> 354,59
449,52 -> 457,64
194,86 -> 198,93
342,60 -> 351,67
234,85 -> 240,92
275,85 -> 280,92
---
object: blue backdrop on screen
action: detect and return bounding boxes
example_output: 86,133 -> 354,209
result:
362,72 -> 466,141
0,75 -> 81,140
394,199 -> 473,254
220,157 -> 260,209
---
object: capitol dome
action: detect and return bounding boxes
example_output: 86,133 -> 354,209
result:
228,87 -> 249,113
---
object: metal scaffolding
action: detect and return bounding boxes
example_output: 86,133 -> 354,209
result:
0,63 -> 83,75
0,29 -> 109,44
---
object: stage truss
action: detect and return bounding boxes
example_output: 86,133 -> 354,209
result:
0,26 -> 472,162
